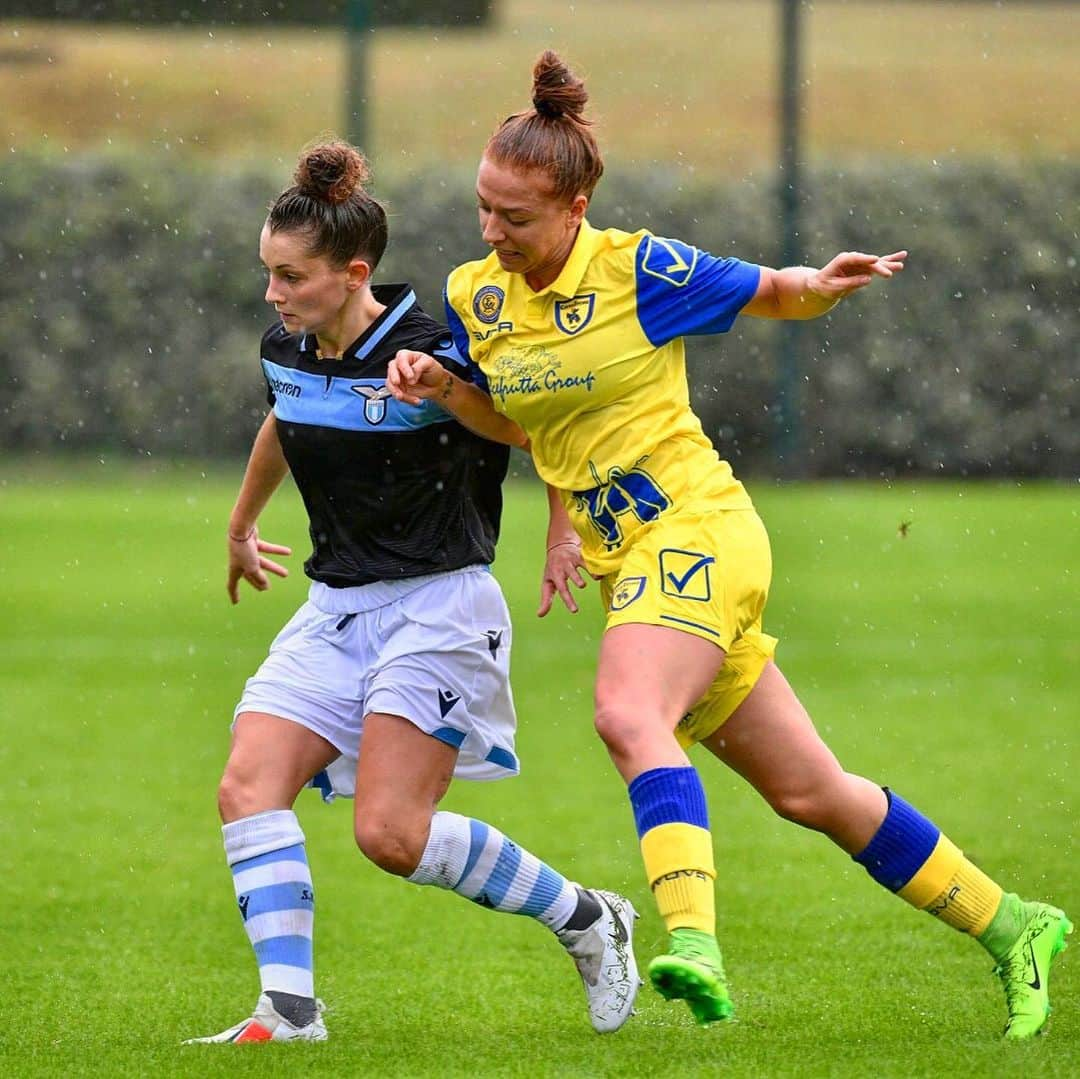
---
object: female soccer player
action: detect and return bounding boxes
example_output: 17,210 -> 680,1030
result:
186,140 -> 640,1044
386,52 -> 1071,1039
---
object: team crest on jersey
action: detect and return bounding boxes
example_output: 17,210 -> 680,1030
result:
610,576 -> 646,611
641,236 -> 698,287
473,285 -> 505,324
659,548 -> 715,602
350,383 -> 393,425
554,294 -> 595,335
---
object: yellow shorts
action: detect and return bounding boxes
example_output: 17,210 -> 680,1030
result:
599,507 -> 778,748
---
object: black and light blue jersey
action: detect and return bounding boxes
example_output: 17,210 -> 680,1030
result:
260,283 -> 509,587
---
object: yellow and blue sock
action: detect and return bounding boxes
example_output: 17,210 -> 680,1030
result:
853,788 -> 1023,958
629,766 -> 716,935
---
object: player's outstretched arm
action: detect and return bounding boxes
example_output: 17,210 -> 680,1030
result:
227,413 -> 292,604
742,250 -> 907,320
387,349 -> 529,449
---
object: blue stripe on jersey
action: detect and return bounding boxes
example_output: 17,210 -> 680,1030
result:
234,845 -> 309,872
634,234 -> 761,348
628,766 -> 710,838
854,789 -> 941,892
455,818 -> 490,889
479,838 -> 523,908
252,934 -> 313,969
444,294 -> 492,393
353,288 -> 417,360
517,863 -> 564,917
261,359 -> 454,433
240,881 -> 314,919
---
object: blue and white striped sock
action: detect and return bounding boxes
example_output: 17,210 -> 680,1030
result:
223,809 -> 315,999
408,811 -> 581,931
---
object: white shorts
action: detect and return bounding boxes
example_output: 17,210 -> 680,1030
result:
234,566 -> 518,799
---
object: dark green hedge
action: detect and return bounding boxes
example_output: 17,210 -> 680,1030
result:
1,152 -> 1076,476
0,1 -> 493,28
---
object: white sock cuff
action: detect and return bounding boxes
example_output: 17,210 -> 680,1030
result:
222,809 -> 305,867
407,810 -> 472,888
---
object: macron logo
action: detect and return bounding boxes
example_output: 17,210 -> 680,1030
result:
438,689 -> 461,718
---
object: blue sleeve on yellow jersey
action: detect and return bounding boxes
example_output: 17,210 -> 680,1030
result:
443,287 -> 492,393
634,235 -> 761,346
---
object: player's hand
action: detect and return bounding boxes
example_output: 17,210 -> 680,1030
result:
227,527 -> 292,604
538,539 -> 590,616
387,350 -> 448,405
809,250 -> 907,300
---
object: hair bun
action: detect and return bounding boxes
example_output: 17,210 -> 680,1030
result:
532,96 -> 563,119
531,49 -> 588,122
295,141 -> 371,206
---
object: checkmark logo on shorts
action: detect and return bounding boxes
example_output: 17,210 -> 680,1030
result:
659,548 -> 715,601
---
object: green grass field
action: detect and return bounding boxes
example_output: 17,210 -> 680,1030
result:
2,464 -> 1077,1077
3,0 -> 1078,171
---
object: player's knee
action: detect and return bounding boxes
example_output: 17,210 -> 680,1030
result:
593,699 -> 635,754
354,817 -> 422,877
594,688 -> 672,756
217,768 -> 255,822
766,786 -> 832,831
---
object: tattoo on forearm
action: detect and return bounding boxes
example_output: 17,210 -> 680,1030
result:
439,373 -> 454,401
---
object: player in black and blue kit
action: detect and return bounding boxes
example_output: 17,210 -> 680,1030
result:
185,141 -> 639,1045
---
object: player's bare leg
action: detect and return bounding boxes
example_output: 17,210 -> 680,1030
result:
355,713 -> 640,1032
593,623 -> 733,1025
706,662 -> 1072,1039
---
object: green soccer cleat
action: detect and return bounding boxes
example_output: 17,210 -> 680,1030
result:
648,927 -> 733,1026
994,903 -> 1073,1041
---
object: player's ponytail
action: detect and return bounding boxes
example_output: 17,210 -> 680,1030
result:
486,51 -> 604,201
268,139 -> 388,269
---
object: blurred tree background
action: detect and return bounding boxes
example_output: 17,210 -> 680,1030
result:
0,0 -> 1076,477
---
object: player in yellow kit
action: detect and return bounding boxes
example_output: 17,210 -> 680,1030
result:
387,51 -> 1071,1039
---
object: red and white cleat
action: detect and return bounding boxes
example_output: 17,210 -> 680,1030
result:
183,993 -> 327,1043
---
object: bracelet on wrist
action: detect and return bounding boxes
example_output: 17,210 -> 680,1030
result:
228,526 -> 256,543
546,540 -> 581,552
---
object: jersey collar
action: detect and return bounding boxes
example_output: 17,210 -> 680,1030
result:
298,283 -> 417,361
542,219 -> 597,299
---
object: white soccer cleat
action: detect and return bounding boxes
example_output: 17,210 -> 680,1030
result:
183,993 -> 327,1044
557,888 -> 641,1033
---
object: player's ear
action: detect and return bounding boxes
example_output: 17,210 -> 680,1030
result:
567,193 -> 588,229
345,258 -> 372,292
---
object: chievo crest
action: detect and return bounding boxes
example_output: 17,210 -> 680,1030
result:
351,384 -> 392,425
554,294 -> 595,335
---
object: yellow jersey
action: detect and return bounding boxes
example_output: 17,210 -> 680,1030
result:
444,220 -> 761,576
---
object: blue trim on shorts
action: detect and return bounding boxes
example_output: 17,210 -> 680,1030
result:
484,745 -> 518,771
431,726 -> 467,748
659,614 -> 721,637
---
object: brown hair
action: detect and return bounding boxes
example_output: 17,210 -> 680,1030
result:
267,140 -> 388,269
484,51 -> 604,202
